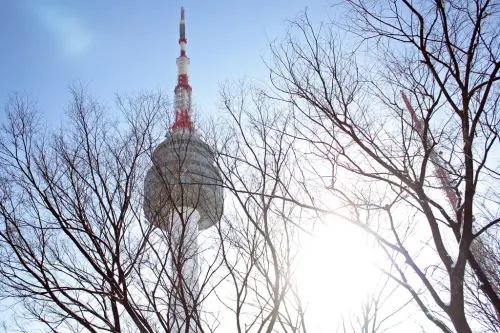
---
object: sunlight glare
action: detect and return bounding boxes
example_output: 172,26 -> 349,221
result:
297,219 -> 380,318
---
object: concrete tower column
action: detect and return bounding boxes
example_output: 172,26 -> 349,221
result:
169,210 -> 200,333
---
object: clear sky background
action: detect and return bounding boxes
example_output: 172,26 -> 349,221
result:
0,0 -> 331,123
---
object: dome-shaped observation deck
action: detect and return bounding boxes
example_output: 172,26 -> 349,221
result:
144,129 -> 224,230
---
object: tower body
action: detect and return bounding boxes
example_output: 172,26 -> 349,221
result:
143,8 -> 223,332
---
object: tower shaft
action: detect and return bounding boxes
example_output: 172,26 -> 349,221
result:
169,210 -> 200,333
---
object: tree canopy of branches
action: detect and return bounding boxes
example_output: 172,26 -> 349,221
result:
246,0 -> 500,332
1,0 -> 500,332
0,88 -> 231,332
0,85 -> 315,332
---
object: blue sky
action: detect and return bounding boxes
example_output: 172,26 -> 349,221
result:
0,0 -> 330,124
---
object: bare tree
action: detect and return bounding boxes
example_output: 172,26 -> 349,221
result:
4,2 -> 499,332
0,83 -> 315,333
465,224 -> 500,331
211,80 -> 422,333
336,271 -> 412,333
256,0 -> 500,332
0,87 -> 227,332
209,82 -> 308,333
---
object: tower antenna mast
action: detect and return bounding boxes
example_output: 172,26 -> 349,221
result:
401,91 -> 500,320
172,6 -> 193,130
401,91 -> 458,210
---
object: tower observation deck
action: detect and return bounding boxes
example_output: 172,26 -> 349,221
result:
143,7 -> 224,332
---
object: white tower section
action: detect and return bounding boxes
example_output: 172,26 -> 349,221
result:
143,7 -> 224,333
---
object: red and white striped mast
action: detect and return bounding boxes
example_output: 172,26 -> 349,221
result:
401,91 -> 500,320
171,7 -> 193,130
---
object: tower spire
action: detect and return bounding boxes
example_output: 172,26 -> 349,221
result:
171,6 -> 192,130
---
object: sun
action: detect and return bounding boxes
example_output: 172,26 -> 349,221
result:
296,219 -> 381,320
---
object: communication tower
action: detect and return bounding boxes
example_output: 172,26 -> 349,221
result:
143,7 -> 224,332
